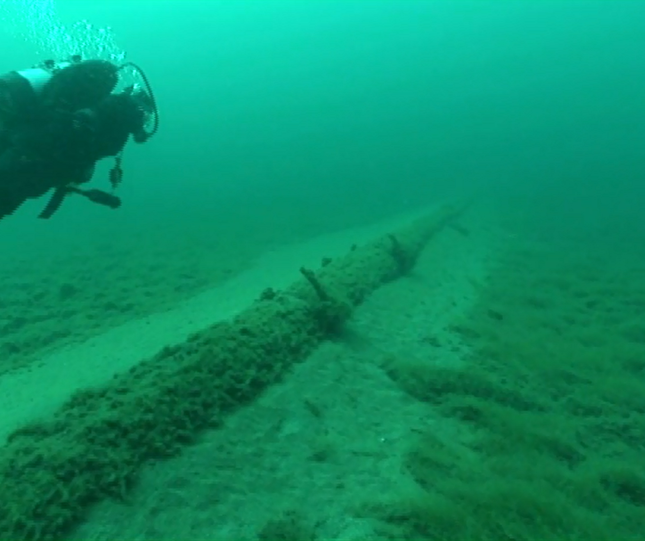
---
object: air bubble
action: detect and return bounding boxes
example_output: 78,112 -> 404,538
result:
1,0 -> 127,62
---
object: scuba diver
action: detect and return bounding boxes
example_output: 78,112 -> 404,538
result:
0,55 -> 159,221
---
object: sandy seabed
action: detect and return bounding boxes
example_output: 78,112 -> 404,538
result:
63,204 -> 496,541
3,198 -> 645,541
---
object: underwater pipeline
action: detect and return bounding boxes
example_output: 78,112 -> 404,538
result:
0,200 -> 469,540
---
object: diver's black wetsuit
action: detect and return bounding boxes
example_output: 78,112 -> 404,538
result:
0,60 -> 149,221
0,92 -> 146,220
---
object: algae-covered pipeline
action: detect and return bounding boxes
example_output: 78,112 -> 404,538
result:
0,202 -> 468,540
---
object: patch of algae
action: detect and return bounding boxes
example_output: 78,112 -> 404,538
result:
0,203 -> 467,540
377,229 -> 645,541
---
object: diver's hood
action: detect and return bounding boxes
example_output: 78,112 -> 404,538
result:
39,59 -> 120,111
